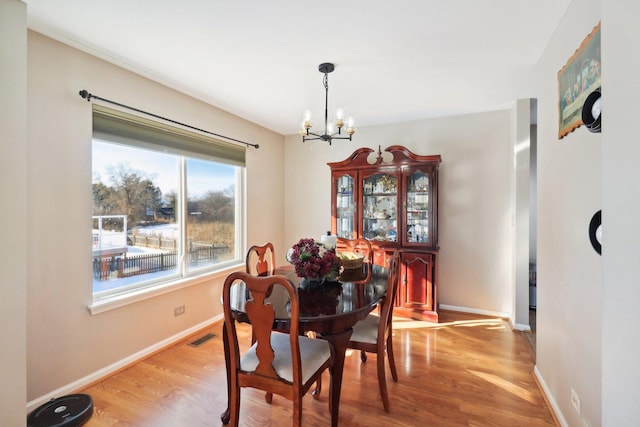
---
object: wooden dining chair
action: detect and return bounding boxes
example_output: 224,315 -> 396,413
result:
348,250 -> 400,412
246,243 -> 323,403
222,271 -> 333,427
336,237 -> 373,283
245,242 -> 279,403
245,243 -> 276,277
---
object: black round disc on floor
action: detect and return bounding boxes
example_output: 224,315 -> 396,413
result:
27,394 -> 93,427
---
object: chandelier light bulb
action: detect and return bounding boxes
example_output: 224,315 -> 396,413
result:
346,117 -> 356,136
335,108 -> 345,129
302,110 -> 312,129
327,123 -> 335,135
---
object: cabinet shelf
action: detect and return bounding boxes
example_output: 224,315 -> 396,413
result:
364,192 -> 396,197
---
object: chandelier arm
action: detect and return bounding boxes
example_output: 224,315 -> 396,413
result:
303,134 -> 352,143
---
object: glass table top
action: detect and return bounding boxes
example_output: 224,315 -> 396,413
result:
229,265 -> 389,319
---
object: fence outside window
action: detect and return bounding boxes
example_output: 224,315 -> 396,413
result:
93,240 -> 229,280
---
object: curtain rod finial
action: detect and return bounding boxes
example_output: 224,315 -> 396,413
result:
79,90 -> 92,101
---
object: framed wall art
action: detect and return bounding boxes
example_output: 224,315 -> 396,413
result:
557,22 -> 601,139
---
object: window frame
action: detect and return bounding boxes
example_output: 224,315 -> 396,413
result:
89,105 -> 246,314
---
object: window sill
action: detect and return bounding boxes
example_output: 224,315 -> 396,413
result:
88,263 -> 244,315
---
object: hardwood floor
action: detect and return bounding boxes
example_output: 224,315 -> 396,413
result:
79,311 -> 556,426
523,309 -> 537,354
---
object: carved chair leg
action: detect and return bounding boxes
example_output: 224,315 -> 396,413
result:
360,350 -> 367,363
293,396 -> 303,427
229,383 -> 241,426
387,335 -> 398,382
265,392 -> 273,403
312,377 -> 322,399
307,330 -> 322,399
377,350 -> 390,412
221,324 -> 231,425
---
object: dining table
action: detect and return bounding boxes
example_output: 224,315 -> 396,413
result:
220,263 -> 389,427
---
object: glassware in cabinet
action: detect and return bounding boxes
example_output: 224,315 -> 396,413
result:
334,173 -> 356,239
406,171 -> 431,244
362,173 -> 398,242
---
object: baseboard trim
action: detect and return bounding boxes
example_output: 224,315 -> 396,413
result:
533,365 -> 567,427
512,321 -> 532,332
439,303 -> 510,319
26,314 -> 224,413
439,304 -> 533,331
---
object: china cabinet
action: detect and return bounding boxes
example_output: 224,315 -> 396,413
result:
328,145 -> 441,321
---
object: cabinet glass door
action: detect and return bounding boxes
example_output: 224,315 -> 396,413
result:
362,173 -> 398,242
335,174 -> 355,238
406,171 -> 430,244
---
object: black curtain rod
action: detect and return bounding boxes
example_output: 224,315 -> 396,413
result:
78,89 -> 259,149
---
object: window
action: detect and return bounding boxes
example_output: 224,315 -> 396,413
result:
91,105 -> 245,306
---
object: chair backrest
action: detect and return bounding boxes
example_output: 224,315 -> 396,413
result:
245,243 -> 276,277
336,237 -> 373,283
378,251 -> 401,339
222,271 -> 303,385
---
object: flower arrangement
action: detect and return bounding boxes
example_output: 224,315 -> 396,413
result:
288,238 -> 341,281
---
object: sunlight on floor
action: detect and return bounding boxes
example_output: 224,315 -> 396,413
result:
392,316 -> 505,330
467,369 -> 539,404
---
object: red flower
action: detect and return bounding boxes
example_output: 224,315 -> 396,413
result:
288,238 -> 341,280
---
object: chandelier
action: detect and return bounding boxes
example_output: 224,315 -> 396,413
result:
299,63 -> 355,145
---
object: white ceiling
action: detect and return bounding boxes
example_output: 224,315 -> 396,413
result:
25,0 -> 569,135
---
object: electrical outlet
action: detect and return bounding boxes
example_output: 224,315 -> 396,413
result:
571,388 -> 581,415
174,305 -> 186,316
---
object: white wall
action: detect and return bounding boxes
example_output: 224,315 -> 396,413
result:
1,0 -> 28,424
530,122 -> 538,260
512,99 -> 532,329
25,31 -> 285,404
601,0 -> 640,425
284,109 -> 514,316
536,0 -> 602,425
